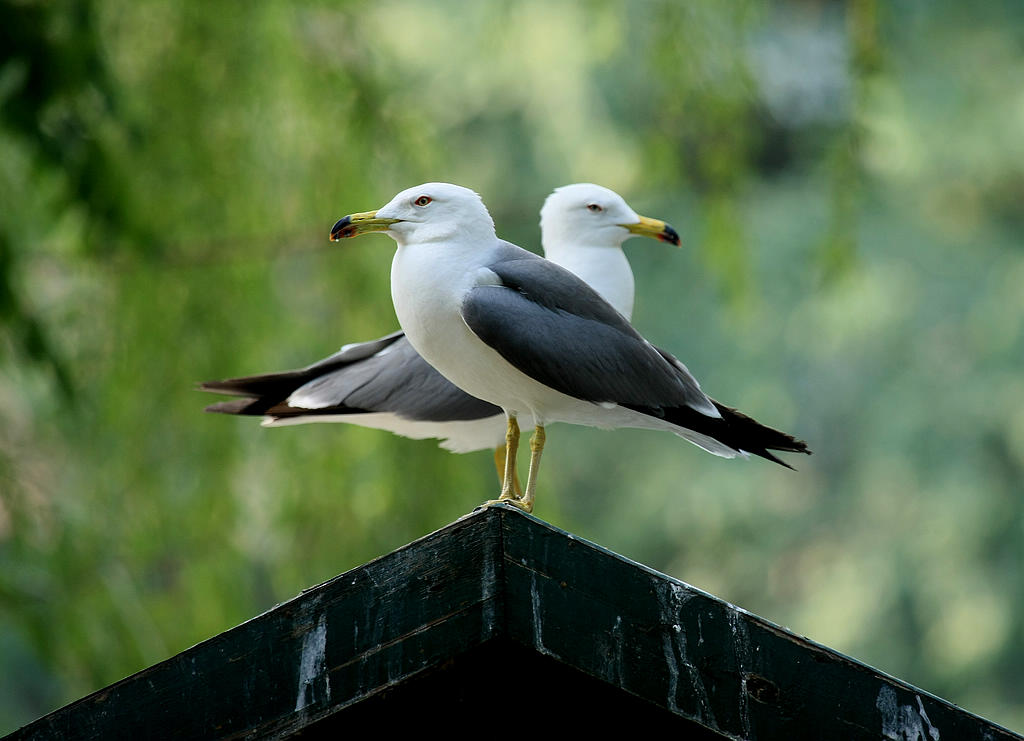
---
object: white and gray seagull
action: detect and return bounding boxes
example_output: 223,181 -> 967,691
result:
201,184 -> 681,493
329,183 -> 810,512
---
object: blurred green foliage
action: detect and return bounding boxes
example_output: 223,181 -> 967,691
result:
2,0 -> 1023,733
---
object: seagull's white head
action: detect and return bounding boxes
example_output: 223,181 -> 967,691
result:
330,183 -> 496,247
539,183 -> 680,252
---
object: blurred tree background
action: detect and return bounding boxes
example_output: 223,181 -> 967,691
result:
2,0 -> 1023,732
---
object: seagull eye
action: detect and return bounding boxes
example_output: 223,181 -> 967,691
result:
414,195 -> 432,207
587,203 -> 603,213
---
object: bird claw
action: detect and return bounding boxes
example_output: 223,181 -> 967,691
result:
480,496 -> 533,514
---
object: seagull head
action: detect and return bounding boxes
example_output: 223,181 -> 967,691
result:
539,183 -> 680,251
330,183 -> 496,247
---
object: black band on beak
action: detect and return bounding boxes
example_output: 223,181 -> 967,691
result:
330,216 -> 354,241
660,224 -> 681,246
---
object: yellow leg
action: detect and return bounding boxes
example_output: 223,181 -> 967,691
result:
482,416 -> 529,511
519,425 -> 546,513
499,415 -> 520,501
492,446 -> 523,499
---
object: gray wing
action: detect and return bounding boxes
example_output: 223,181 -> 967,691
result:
461,247 -> 717,416
201,331 -> 407,399
303,330 -> 407,372
202,332 -> 501,422
283,336 -> 502,422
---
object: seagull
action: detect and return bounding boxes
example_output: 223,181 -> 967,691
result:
201,184 -> 681,493
329,183 -> 810,512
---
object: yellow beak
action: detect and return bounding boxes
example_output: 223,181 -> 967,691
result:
329,210 -> 401,241
622,215 -> 681,246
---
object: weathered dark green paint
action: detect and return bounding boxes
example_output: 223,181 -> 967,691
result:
6,505 -> 1021,739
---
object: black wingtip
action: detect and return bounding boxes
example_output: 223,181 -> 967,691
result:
650,399 -> 812,470
754,448 -> 798,470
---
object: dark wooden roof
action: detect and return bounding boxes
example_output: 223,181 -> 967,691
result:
7,504 -> 1021,739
